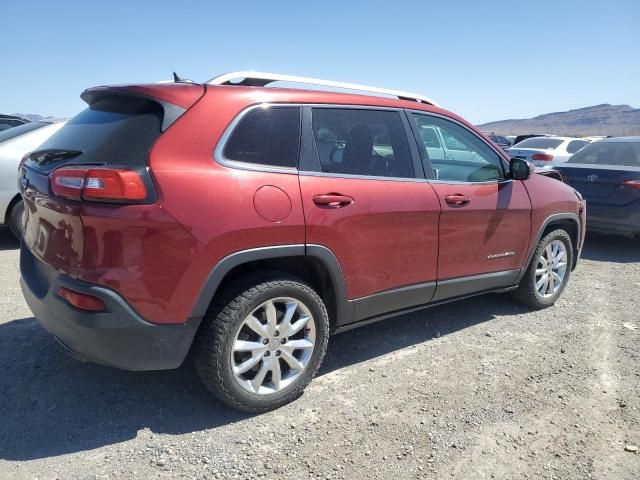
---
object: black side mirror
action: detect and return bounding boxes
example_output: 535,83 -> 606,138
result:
510,158 -> 532,180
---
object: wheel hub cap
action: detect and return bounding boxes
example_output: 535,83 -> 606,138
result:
535,239 -> 568,299
231,297 -> 316,395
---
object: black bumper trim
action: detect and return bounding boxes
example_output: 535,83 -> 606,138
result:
21,245 -> 199,371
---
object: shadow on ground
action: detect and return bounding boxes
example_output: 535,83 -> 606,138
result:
0,295 -> 518,461
580,232 -> 640,263
0,232 -> 634,461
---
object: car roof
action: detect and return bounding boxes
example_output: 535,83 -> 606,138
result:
599,136 -> 640,143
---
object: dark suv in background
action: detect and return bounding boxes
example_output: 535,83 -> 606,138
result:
19,72 -> 586,412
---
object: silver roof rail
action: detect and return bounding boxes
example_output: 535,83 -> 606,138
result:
206,71 -> 439,107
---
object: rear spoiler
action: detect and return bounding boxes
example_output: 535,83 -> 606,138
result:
81,83 -> 205,131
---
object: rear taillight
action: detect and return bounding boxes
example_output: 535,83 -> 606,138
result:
532,153 -> 554,161
621,180 -> 640,189
50,167 -> 150,202
58,287 -> 106,312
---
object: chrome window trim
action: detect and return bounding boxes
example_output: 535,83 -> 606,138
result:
298,170 -> 428,183
213,103 -> 303,175
406,109 -> 512,183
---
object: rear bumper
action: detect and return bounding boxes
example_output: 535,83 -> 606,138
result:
20,244 -> 200,371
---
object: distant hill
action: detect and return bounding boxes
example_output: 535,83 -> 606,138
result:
478,104 -> 640,136
11,113 -> 55,122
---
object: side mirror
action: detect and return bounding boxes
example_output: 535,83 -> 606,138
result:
510,158 -> 532,180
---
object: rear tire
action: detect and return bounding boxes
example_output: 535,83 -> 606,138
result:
194,271 -> 329,413
511,229 -> 573,309
8,200 -> 24,239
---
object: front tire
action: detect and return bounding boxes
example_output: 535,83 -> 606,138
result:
8,199 -> 25,239
512,229 -> 573,309
194,272 -> 329,413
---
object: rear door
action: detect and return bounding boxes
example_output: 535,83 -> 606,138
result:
407,112 -> 532,298
299,106 -> 440,314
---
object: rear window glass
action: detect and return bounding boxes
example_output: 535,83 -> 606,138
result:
0,122 -> 49,144
514,137 -> 564,149
568,142 -> 640,167
489,135 -> 509,145
223,107 -> 301,168
35,97 -> 163,167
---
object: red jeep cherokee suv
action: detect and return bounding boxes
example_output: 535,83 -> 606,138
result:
19,72 -> 586,412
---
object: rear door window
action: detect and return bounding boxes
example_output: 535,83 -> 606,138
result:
223,107 -> 301,168
310,108 -> 415,178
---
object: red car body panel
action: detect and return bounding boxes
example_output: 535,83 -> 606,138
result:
299,175 -> 440,298
19,81 -> 585,358
429,181 -> 532,279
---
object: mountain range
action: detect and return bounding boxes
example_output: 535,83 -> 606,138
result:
478,104 -> 640,136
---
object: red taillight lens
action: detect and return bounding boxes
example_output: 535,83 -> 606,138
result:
622,179 -> 640,189
58,287 -> 106,312
532,153 -> 554,161
50,168 -> 87,200
50,167 -> 148,202
83,168 -> 147,201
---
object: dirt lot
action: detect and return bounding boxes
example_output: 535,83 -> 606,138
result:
0,227 -> 638,480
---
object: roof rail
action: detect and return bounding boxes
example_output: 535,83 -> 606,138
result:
206,71 -> 439,107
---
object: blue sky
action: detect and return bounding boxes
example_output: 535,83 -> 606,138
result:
2,0 -> 639,123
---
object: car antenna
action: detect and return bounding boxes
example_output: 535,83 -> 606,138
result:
172,71 -> 194,83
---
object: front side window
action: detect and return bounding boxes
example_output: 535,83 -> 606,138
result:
223,107 -> 301,168
410,113 -> 505,182
311,108 -> 415,178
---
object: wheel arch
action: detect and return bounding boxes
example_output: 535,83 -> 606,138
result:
516,213 -> 581,283
190,245 -> 352,331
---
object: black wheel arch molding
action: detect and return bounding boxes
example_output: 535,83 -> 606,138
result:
515,212 -> 582,285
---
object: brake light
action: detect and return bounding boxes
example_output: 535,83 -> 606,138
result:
50,167 -> 149,202
58,287 -> 106,312
532,153 -> 554,161
83,168 -> 147,201
622,180 -> 640,189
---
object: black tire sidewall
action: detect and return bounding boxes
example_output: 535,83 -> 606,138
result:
199,276 -> 329,412
8,200 -> 24,239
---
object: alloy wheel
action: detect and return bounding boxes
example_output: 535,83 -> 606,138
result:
535,239 -> 568,298
231,297 -> 316,395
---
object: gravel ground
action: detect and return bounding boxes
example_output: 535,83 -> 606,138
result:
0,227 -> 638,479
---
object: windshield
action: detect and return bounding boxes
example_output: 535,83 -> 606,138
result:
514,138 -> 564,149
568,142 -> 640,167
0,122 -> 49,144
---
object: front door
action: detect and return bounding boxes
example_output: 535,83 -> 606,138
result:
408,112 -> 532,298
299,106 -> 441,320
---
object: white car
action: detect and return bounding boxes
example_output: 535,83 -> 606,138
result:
506,136 -> 591,167
0,121 -> 66,238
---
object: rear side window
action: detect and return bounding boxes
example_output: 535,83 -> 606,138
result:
35,96 -> 163,167
223,107 -> 301,168
311,108 -> 414,178
568,142 -> 640,167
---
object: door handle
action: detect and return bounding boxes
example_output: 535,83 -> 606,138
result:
312,194 -> 354,208
444,194 -> 470,206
